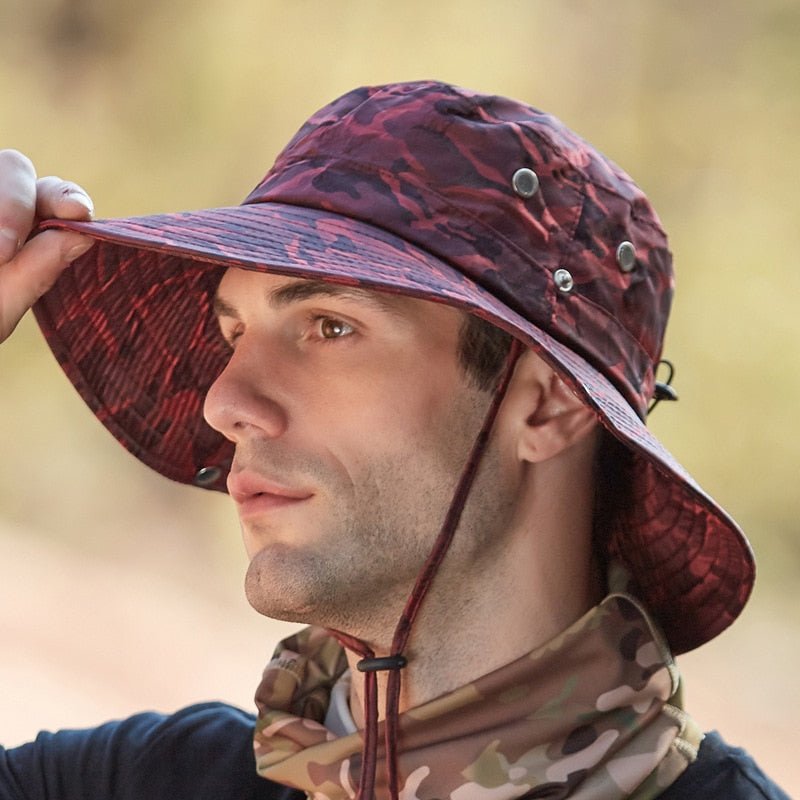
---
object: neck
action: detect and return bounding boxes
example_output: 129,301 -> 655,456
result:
345,450 -> 602,725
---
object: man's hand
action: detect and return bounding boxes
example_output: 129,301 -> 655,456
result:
0,149 -> 95,343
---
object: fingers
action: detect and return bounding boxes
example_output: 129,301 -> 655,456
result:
0,151 -> 95,267
36,175 -> 94,222
0,151 -> 97,341
0,229 -> 94,342
0,149 -> 37,263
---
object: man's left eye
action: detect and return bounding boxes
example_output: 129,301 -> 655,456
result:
318,317 -> 354,339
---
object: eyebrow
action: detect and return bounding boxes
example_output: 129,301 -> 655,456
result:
213,277 -> 403,319
212,295 -> 240,319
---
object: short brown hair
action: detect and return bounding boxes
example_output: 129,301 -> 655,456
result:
457,314 -> 513,391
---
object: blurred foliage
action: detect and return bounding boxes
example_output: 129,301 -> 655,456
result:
0,0 -> 798,790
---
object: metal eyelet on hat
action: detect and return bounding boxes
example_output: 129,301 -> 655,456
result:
194,465 -> 222,487
616,241 -> 637,273
553,268 -> 574,293
511,167 -> 540,198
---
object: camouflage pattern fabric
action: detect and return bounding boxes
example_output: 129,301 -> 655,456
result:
253,588 -> 702,799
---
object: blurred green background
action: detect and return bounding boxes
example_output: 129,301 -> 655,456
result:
0,0 -> 798,794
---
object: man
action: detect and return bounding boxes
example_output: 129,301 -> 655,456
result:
0,81 -> 789,799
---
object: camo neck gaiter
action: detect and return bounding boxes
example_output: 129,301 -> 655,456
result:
253,591 -> 702,800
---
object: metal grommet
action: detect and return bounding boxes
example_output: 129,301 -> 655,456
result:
511,167 -> 540,198
553,268 -> 574,293
616,241 -> 637,273
194,465 -> 223,487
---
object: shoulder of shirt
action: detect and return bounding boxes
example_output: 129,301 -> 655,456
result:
657,731 -> 792,800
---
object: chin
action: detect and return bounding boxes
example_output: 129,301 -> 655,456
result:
243,542 -> 327,624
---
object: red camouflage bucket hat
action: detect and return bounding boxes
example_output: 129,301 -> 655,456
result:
34,80 -> 754,654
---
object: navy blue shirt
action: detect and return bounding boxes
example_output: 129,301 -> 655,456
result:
0,703 -> 790,799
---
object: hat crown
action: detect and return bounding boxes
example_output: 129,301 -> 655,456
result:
246,81 -> 674,417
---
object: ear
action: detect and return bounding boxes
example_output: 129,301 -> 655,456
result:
506,350 -> 598,464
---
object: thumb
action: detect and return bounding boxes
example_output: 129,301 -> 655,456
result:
0,229 -> 94,342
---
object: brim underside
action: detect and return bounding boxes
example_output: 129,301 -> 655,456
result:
34,202 -> 755,653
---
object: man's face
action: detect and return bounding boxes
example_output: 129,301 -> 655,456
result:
204,268 -> 518,637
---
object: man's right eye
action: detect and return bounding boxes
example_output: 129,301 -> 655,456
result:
316,316 -> 354,340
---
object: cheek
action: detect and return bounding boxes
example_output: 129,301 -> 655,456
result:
337,370 -> 461,460
357,379 -> 488,496
298,360 -> 408,426
292,339 -> 482,481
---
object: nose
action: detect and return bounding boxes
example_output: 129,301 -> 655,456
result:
203,341 -> 288,443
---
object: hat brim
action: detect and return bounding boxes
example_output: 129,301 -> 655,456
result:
34,201 -> 754,653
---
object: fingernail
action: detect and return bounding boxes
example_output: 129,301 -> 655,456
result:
66,189 -> 94,217
66,239 -> 94,262
0,227 -> 21,259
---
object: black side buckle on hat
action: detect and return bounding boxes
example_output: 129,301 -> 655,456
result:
648,359 -> 679,415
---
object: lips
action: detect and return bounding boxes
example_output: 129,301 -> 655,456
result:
227,470 -> 314,518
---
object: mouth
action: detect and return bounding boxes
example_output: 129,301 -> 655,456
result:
227,470 -> 314,519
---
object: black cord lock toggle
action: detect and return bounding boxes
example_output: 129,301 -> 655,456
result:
356,654 -> 408,672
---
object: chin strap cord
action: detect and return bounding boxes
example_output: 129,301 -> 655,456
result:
331,629 -> 381,800
338,338 -> 523,800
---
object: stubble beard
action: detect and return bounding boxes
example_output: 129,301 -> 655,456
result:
242,449 -> 454,637
241,387 -> 516,642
